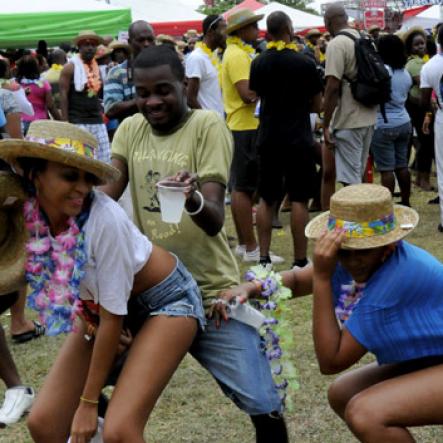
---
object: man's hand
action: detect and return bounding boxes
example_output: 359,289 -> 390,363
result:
116,328 -> 132,355
313,230 -> 345,281
323,127 -> 335,150
160,170 -> 198,200
208,288 -> 249,329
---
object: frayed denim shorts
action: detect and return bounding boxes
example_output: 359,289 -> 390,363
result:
127,256 -> 206,334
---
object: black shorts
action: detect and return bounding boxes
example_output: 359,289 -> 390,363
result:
230,130 -> 258,193
0,291 -> 18,315
257,144 -> 317,204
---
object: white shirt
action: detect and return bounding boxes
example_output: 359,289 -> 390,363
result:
185,47 -> 224,117
80,191 -> 152,315
420,54 -> 443,112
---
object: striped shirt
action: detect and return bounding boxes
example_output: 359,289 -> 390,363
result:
332,241 -> 443,364
104,60 -> 135,115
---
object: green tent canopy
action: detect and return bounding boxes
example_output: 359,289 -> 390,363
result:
0,4 -> 132,49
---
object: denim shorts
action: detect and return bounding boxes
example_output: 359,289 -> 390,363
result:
190,318 -> 282,415
127,256 -> 206,334
371,122 -> 412,172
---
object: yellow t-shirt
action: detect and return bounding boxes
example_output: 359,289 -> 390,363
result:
222,44 -> 258,131
112,110 -> 240,308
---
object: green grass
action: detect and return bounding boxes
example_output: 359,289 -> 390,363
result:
2,178 -> 443,442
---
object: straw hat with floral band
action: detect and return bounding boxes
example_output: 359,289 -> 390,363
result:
73,30 -> 104,47
226,8 -> 264,35
0,172 -> 27,295
305,184 -> 419,250
0,120 -> 120,185
95,44 -> 113,60
305,28 -> 322,38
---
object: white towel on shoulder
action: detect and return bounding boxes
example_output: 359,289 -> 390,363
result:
71,54 -> 88,92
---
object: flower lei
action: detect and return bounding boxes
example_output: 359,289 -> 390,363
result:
24,197 -> 88,336
335,281 -> 366,325
19,77 -> 45,88
195,41 -> 222,84
83,59 -> 101,97
51,63 -> 64,72
244,266 -> 299,411
266,41 -> 298,52
226,36 -> 255,57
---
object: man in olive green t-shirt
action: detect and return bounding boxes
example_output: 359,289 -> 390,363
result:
103,45 -> 288,441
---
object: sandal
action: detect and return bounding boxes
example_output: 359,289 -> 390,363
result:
11,321 -> 45,344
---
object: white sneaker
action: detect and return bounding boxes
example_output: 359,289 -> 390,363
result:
0,386 -> 34,426
242,247 -> 285,264
234,245 -> 246,256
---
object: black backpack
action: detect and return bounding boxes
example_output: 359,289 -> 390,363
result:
337,31 -> 391,110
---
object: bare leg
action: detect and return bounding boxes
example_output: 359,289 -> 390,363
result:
0,325 -> 21,388
321,144 -> 336,210
10,287 -> 35,336
380,171 -> 395,195
103,316 -> 197,443
256,199 -> 276,258
231,190 -> 257,251
291,202 -> 309,262
395,167 -> 411,206
344,363 -> 443,442
27,324 -> 93,443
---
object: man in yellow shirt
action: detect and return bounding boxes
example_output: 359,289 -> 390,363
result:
222,9 -> 277,263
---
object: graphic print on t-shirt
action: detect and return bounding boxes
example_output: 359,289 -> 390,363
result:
142,169 -> 161,213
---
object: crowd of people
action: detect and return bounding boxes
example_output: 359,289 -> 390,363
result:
0,2 -> 443,442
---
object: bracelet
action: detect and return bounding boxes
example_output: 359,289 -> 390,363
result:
184,190 -> 204,216
80,396 -> 99,405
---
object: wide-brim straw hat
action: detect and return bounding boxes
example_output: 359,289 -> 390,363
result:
306,28 -> 322,38
226,8 -> 264,35
0,172 -> 27,295
401,26 -> 426,44
0,121 -> 120,185
95,44 -> 113,60
109,39 -> 131,52
74,30 -> 104,46
305,184 -> 419,249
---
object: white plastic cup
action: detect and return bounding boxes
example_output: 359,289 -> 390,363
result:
157,181 -> 187,223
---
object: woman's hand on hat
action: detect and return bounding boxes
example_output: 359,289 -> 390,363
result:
313,229 -> 346,280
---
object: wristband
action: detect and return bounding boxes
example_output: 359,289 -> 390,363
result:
80,396 -> 99,405
184,190 -> 204,216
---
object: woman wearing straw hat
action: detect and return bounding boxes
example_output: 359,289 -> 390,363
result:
221,184 -> 443,441
0,120 -> 205,442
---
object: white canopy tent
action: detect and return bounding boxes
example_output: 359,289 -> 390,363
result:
401,5 -> 443,30
109,0 -> 205,22
257,2 -> 324,31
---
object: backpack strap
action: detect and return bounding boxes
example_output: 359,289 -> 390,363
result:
336,31 -> 358,41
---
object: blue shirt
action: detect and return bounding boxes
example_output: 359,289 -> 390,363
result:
0,104 -> 5,128
376,66 -> 412,129
103,60 -> 135,115
332,241 -> 443,364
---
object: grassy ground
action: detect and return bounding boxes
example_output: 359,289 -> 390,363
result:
2,178 -> 443,442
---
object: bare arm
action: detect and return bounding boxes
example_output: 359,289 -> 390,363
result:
323,76 -> 341,129
281,264 -> 314,298
5,112 -> 22,138
99,157 -> 129,201
59,63 -> 73,121
186,77 -> 202,110
421,87 -> 433,135
105,98 -> 138,121
310,92 -> 323,114
45,89 -> 61,120
312,231 -> 367,375
235,80 -> 257,104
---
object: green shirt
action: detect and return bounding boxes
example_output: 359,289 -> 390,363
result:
406,56 -> 425,101
112,110 -> 240,308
